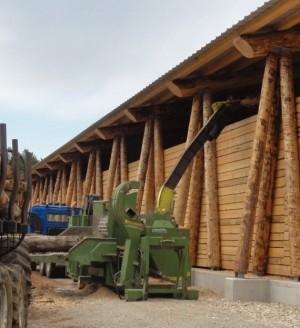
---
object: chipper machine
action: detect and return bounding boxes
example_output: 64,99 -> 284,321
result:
67,180 -> 198,301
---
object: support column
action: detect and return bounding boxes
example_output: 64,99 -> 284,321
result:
174,93 -> 201,226
106,137 -> 120,199
234,51 -> 279,276
280,49 -> 300,278
203,90 -> 221,269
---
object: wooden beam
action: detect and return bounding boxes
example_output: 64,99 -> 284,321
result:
234,51 -> 279,277
233,30 -> 300,58
65,161 -> 77,207
96,123 -> 144,140
125,108 -> 152,122
174,93 -> 201,227
167,73 -> 262,97
275,10 -> 300,30
280,49 -> 300,278
106,137 -> 120,199
153,114 -> 164,200
120,136 -> 128,183
203,91 -> 221,269
75,143 -> 92,153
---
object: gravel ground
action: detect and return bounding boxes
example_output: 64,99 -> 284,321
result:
28,272 -> 300,328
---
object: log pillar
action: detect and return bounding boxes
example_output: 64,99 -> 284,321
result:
81,151 -> 96,207
253,96 -> 280,275
41,177 -> 48,203
106,137 -> 120,199
280,49 -> 300,278
65,161 -> 77,206
32,180 -> 40,204
136,119 -> 152,213
153,113 -> 164,200
203,90 -> 221,269
144,142 -> 155,212
120,135 -> 128,183
234,51 -> 279,276
61,166 -> 67,204
76,159 -> 83,207
174,93 -> 201,226
53,168 -> 62,204
95,150 -> 103,198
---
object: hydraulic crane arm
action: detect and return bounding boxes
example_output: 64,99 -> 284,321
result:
156,102 -> 245,215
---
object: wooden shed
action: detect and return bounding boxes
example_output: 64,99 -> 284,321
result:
32,0 -> 300,279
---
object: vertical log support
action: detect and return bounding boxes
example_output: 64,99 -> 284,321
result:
106,137 -> 120,199
48,176 -> 54,204
203,90 -> 221,269
144,143 -> 155,212
280,49 -> 300,278
76,159 -> 83,208
61,166 -> 67,204
81,151 -> 96,207
186,102 -> 204,264
252,96 -> 280,275
153,113 -> 165,200
95,150 -> 103,198
174,93 -> 201,226
234,52 -> 278,276
41,177 -> 48,203
65,161 -> 77,206
53,168 -> 62,204
32,180 -> 40,204
136,119 -> 152,213
120,135 -> 128,183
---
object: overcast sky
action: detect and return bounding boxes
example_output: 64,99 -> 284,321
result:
1,0 -> 267,159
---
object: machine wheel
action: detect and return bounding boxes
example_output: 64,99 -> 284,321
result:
45,263 -> 56,278
6,265 -> 28,327
39,262 -> 46,276
0,265 -> 13,328
1,241 -> 32,305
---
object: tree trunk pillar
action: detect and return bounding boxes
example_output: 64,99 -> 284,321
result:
234,51 -> 279,276
203,90 -> 221,269
106,137 -> 120,199
280,49 -> 300,278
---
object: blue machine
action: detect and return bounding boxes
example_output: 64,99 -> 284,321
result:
29,204 -> 81,235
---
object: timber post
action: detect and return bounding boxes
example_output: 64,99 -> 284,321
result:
136,119 -> 152,213
203,90 -> 221,269
280,49 -> 300,278
120,135 -> 128,183
252,92 -> 280,275
52,168 -> 62,204
153,112 -> 164,200
144,142 -> 155,212
76,159 -> 83,208
106,137 -> 120,199
95,149 -> 103,198
234,51 -> 279,277
174,93 -> 201,227
65,161 -> 77,206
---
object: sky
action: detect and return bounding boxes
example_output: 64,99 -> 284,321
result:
1,0 -> 267,159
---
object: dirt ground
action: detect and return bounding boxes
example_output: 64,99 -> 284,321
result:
28,271 -> 300,328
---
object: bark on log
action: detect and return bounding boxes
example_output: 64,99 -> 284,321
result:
81,151 -> 96,207
113,157 -> 121,190
48,176 -> 54,204
106,137 -> 120,199
42,177 -> 48,203
174,93 -> 201,226
234,51 -> 279,276
120,135 -> 128,183
25,234 -> 83,253
53,168 -> 62,204
33,180 -> 40,204
95,150 -> 103,198
61,166 -> 67,204
187,140 -> 204,266
76,160 -> 83,207
144,142 -> 155,213
280,49 -> 300,278
233,30 -> 300,58
253,96 -> 280,275
203,91 -> 221,269
66,161 -> 77,206
153,114 -> 164,199
136,119 -> 152,213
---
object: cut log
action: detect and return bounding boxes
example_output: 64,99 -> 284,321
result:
120,135 -> 128,183
174,93 -> 201,226
95,150 -> 103,198
280,49 -> 300,278
234,51 -> 279,276
153,113 -> 164,199
136,119 -> 152,213
65,161 -> 77,206
61,166 -> 67,204
32,180 -> 40,204
25,234 -> 83,253
52,168 -> 62,204
76,160 -> 83,208
203,91 -> 221,269
42,176 -> 48,203
233,30 -> 300,58
81,151 -> 96,206
144,142 -> 155,213
48,176 -> 54,204
253,95 -> 280,275
106,137 -> 120,199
